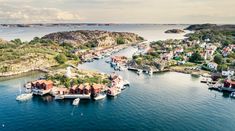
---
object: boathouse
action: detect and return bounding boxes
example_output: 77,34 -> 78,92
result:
31,80 -> 53,90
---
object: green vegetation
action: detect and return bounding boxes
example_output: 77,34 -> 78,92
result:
116,37 -> 125,45
55,54 -> 67,64
187,30 -> 235,47
0,37 -> 82,74
189,52 -> 204,63
214,54 -> 223,64
46,71 -> 110,88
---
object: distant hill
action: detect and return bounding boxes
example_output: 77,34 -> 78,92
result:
185,24 -> 235,31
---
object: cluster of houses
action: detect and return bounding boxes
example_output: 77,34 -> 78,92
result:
222,44 -> 235,57
28,71 -> 128,99
72,45 -> 128,62
146,38 -> 235,73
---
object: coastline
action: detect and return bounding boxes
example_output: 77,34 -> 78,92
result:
0,42 -> 142,78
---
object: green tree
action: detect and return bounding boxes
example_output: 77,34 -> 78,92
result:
214,54 -> 223,64
217,64 -> 228,72
189,51 -> 204,63
11,38 -> 22,45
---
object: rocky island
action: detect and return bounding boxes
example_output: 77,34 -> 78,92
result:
164,29 -> 185,34
0,30 -> 144,77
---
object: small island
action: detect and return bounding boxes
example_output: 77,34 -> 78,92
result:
164,29 -> 185,34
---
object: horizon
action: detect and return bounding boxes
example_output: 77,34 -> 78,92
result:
0,23 -> 234,25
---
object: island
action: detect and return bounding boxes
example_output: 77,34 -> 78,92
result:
0,30 -> 144,77
164,29 -> 185,34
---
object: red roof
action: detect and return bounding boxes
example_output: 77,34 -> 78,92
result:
92,84 -> 103,90
78,84 -> 84,90
32,80 -> 53,85
225,80 -> 235,85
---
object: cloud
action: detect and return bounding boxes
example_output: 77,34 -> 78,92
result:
0,4 -> 82,23
0,0 -> 234,24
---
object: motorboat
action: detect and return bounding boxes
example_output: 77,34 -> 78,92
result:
94,93 -> 106,100
137,69 -> 142,75
105,59 -> 111,63
54,95 -> 64,100
123,80 -> 130,86
72,98 -> 80,106
121,86 -> 126,90
24,82 -> 32,93
63,94 -> 91,99
16,93 -> 33,101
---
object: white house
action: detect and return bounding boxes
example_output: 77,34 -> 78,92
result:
222,70 -> 234,77
207,62 -> 218,70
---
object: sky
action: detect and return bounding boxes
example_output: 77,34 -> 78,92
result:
0,0 -> 234,24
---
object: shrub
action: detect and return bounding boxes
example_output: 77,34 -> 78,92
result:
116,37 -> 125,45
55,53 -> 67,64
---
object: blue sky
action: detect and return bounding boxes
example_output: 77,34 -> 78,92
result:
0,0 -> 234,24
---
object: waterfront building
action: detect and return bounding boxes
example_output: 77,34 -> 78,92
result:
31,80 -> 53,96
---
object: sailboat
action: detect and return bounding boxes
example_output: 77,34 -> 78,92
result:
16,84 -> 33,101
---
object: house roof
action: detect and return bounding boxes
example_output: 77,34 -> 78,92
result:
32,80 -> 53,85
57,87 -> 69,92
78,84 -> 84,90
226,80 -> 235,85
92,84 -> 103,89
71,85 -> 78,90
84,84 -> 91,90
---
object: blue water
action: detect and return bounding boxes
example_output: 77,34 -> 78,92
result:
0,24 -> 189,41
1,46 -> 235,131
0,25 -> 235,130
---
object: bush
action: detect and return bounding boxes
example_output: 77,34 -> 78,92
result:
55,53 -> 67,64
116,37 -> 125,45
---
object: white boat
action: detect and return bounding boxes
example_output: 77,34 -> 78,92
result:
72,98 -> 80,106
24,82 -> 32,93
121,86 -> 126,90
105,59 -> 111,63
137,69 -> 142,75
54,95 -> 64,100
94,93 -> 106,100
119,65 -> 126,71
16,93 -> 33,101
149,70 -> 153,76
123,80 -> 130,86
231,92 -> 235,98
64,94 -> 91,99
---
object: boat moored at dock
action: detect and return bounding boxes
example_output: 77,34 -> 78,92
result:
16,93 -> 33,101
72,98 -> 80,106
94,93 -> 106,100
